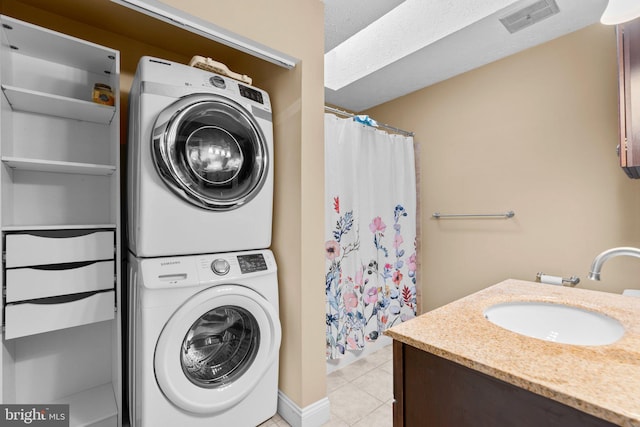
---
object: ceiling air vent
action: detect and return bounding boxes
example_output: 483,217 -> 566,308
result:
499,0 -> 560,34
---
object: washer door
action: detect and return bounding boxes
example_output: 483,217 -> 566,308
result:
154,285 -> 281,414
152,93 -> 268,211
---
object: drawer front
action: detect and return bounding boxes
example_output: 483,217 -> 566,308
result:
4,290 -> 114,339
5,230 -> 114,268
6,260 -> 114,302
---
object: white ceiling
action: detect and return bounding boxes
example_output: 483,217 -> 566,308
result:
324,0 -> 609,112
324,0 -> 406,52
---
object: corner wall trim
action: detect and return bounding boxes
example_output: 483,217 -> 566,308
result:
277,390 -> 331,427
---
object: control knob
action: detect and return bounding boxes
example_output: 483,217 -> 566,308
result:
209,75 -> 226,88
211,258 -> 230,275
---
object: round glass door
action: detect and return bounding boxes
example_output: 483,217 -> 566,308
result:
181,306 -> 260,388
152,94 -> 268,211
154,285 -> 281,414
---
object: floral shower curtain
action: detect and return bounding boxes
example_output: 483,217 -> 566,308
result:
325,113 -> 417,360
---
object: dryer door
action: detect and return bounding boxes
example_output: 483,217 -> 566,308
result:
154,285 -> 281,414
152,93 -> 268,211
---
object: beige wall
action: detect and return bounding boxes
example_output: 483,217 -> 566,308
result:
2,0 -> 327,409
368,24 -> 640,311
163,0 -> 327,407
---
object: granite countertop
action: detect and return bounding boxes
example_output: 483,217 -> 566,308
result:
385,279 -> 640,427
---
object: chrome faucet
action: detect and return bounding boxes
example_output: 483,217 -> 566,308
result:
587,247 -> 640,281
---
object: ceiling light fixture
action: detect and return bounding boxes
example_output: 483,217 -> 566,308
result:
600,0 -> 640,25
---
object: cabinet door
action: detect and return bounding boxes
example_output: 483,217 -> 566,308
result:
618,18 -> 640,178
395,342 -> 617,427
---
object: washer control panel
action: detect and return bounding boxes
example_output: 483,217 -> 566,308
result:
211,258 -> 231,275
237,253 -> 267,274
142,250 -> 275,289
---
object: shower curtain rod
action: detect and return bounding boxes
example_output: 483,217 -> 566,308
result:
324,105 -> 415,137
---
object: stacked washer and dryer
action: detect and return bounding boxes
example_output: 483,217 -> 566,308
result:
126,56 -> 281,427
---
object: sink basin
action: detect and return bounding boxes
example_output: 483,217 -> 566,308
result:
483,301 -> 625,346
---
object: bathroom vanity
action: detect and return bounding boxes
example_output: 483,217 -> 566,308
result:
386,280 -> 640,427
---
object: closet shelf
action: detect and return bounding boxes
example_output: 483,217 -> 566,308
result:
55,383 -> 118,427
53,383 -> 118,427
1,85 -> 115,124
2,156 -> 116,176
1,15 -> 117,75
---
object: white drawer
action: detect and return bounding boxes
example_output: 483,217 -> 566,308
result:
5,230 -> 114,268
4,290 -> 114,339
6,260 -> 114,302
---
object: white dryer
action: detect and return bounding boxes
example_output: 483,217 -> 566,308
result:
128,249 -> 281,427
127,56 -> 274,257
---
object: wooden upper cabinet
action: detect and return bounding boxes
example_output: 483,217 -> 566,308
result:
618,17 -> 640,178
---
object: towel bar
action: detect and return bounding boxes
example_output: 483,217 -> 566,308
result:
432,211 -> 515,219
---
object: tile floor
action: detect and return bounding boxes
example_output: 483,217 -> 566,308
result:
261,344 -> 394,427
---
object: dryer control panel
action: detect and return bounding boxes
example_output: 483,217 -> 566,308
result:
238,85 -> 264,104
237,253 -> 267,274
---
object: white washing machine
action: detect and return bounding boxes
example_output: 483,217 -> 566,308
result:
128,249 -> 281,427
127,56 -> 274,257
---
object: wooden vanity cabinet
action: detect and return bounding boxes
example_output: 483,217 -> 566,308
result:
617,17 -> 640,178
392,342 -> 616,427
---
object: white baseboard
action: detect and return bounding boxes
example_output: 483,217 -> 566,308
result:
277,390 -> 330,427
